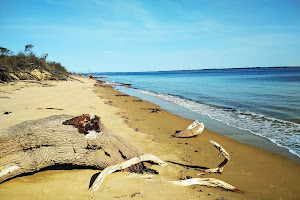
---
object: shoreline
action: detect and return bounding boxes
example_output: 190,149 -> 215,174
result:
94,79 -> 300,199
114,85 -> 300,164
0,77 -> 299,199
95,67 -> 300,161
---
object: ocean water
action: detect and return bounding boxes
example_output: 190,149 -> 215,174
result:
94,68 -> 300,159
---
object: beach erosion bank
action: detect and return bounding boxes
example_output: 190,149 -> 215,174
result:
0,77 -> 299,200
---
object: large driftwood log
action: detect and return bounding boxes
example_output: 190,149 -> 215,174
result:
0,114 -> 143,183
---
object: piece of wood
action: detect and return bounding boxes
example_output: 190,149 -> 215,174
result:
197,140 -> 230,175
0,114 -> 143,184
89,154 -> 167,191
172,120 -> 204,138
37,107 -> 64,110
170,178 -> 243,193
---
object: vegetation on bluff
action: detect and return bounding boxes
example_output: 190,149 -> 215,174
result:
0,45 -> 70,82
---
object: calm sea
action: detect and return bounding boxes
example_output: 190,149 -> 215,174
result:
94,67 -> 300,159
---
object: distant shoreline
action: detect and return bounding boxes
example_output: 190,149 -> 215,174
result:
161,66 -> 300,72
87,66 -> 300,74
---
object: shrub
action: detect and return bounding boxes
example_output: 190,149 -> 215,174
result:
0,45 -> 70,82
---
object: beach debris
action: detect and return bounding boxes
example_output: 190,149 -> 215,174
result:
62,113 -> 102,135
150,108 -> 162,113
88,72 -> 106,79
89,154 -> 167,191
170,178 -> 242,193
166,140 -> 236,192
0,114 -> 145,184
89,74 -> 95,78
118,83 -> 131,87
172,120 -> 204,138
0,114 -> 236,194
103,81 -> 116,85
37,107 -> 64,110
142,108 -> 162,113
197,140 -> 230,175
115,94 -> 129,97
3,111 -> 11,115
131,191 -> 141,197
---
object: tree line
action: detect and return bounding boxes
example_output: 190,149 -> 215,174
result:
0,44 -> 70,82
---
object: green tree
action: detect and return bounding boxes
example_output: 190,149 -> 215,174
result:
24,44 -> 34,53
0,46 -> 11,56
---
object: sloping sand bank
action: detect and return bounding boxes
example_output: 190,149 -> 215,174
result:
0,77 -> 299,200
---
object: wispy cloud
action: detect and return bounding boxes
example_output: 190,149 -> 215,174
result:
3,0 -> 298,44
91,0 -> 158,31
162,0 -> 237,33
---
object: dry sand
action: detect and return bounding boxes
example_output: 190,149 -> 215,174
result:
0,77 -> 299,200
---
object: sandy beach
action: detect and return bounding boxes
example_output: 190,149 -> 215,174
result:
0,77 -> 299,200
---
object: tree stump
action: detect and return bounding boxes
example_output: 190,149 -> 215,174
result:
0,114 -> 143,183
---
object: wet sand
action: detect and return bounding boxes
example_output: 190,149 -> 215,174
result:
0,77 -> 299,199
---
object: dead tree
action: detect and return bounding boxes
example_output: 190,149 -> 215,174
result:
0,114 -> 147,183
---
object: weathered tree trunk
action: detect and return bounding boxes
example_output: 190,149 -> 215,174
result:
0,114 -> 143,183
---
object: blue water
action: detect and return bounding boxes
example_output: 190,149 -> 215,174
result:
93,68 -> 300,158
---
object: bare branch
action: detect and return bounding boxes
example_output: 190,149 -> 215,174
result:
89,154 -> 167,191
197,140 -> 230,175
170,178 -> 243,193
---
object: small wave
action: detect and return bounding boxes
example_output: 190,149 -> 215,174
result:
132,88 -> 300,158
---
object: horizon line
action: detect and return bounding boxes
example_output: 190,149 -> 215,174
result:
81,66 -> 300,74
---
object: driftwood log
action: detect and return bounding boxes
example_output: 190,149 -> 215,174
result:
89,154 -> 167,191
0,114 -> 145,183
197,140 -> 230,175
172,120 -> 205,138
170,178 -> 242,193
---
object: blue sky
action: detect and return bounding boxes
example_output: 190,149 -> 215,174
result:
1,0 -> 300,72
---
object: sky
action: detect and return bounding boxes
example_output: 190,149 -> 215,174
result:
0,0 -> 300,72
